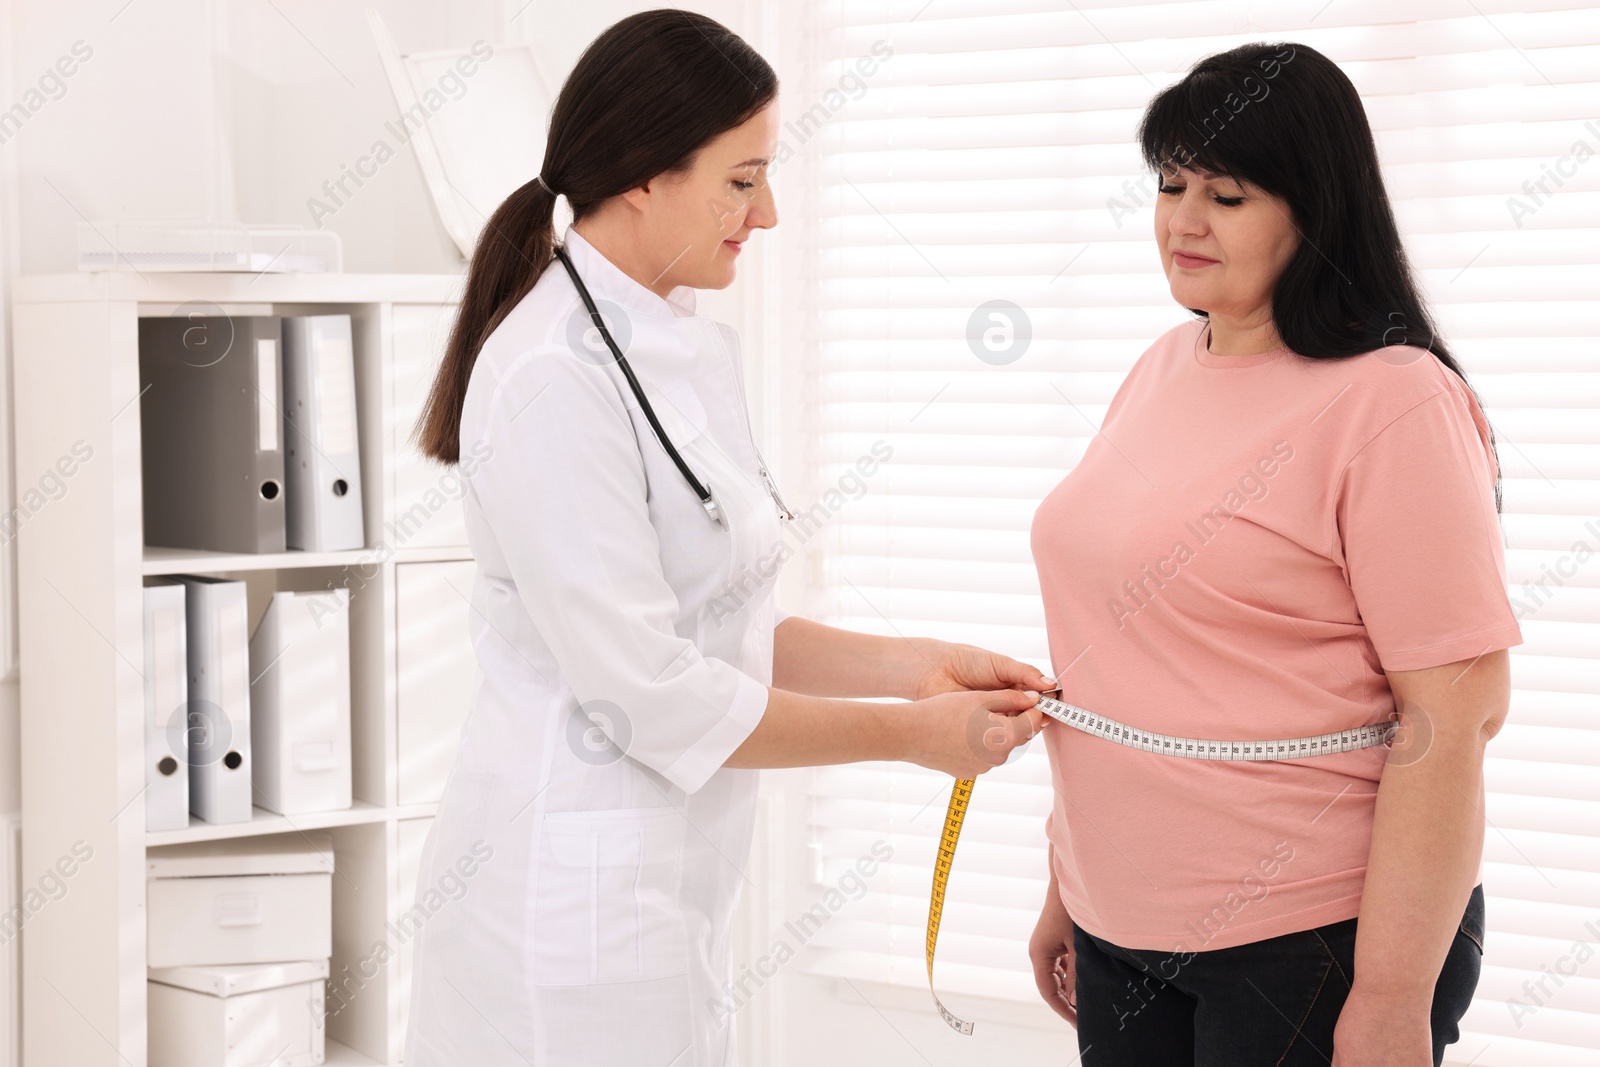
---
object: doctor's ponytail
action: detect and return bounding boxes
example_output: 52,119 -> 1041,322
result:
415,9 -> 778,464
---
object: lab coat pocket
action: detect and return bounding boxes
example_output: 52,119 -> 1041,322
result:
530,806 -> 688,986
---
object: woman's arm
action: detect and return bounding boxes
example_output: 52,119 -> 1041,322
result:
773,615 -> 1054,700
1029,840 -> 1079,1027
1332,648 -> 1511,1066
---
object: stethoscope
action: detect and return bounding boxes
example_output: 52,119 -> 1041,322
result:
552,244 -> 795,529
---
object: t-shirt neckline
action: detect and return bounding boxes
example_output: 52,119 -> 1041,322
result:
1192,321 -> 1292,368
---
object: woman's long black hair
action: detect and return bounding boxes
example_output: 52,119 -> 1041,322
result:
1138,41 -> 1501,511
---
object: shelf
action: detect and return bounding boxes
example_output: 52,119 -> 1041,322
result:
12,271 -> 465,305
391,802 -> 442,822
142,544 -> 377,575
145,800 -> 390,848
391,545 -> 473,564
143,544 -> 472,574
324,1037 -> 387,1066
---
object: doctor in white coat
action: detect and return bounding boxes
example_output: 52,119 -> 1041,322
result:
403,11 -> 1052,1065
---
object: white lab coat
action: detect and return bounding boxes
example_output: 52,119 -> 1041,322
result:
403,227 -> 788,1066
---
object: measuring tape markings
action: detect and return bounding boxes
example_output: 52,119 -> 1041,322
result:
923,694 -> 1398,1034
925,777 -> 977,1035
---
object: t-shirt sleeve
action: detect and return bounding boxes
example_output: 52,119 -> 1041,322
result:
1334,384 -> 1523,672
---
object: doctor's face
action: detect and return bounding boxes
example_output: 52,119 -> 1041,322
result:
640,101 -> 780,292
1154,164 -> 1299,326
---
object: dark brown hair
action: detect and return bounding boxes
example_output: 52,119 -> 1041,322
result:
415,9 -> 777,463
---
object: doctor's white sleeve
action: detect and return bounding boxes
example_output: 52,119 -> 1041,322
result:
466,349 -> 770,795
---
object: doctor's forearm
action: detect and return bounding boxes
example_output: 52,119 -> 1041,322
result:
771,616 -> 933,699
723,684 -> 1042,776
722,687 -> 913,768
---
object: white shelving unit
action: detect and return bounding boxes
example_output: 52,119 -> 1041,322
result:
12,271 -> 479,1066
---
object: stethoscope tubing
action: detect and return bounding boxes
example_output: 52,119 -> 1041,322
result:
552,244 -> 725,525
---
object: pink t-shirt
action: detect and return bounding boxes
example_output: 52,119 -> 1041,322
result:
1030,319 -> 1522,953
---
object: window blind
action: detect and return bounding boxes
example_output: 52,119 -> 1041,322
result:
777,2 -> 1600,1063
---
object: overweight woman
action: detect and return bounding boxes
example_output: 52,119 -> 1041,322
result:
1028,43 -> 1519,1067
403,12 -> 1047,1066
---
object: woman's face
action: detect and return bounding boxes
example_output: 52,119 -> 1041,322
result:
1153,164 -> 1300,326
627,101 -> 780,293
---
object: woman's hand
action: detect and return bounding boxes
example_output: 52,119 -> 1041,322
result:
1331,984 -> 1432,1066
903,688 -> 1045,779
907,637 -> 1054,701
1030,875 -> 1079,1027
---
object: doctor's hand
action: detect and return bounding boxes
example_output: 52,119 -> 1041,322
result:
906,638 -> 1055,702
906,688 -> 1046,779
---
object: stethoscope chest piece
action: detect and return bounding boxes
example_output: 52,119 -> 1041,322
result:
701,485 -> 724,526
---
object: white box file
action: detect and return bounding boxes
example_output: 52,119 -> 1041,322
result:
146,833 -> 333,968
389,305 -> 470,549
144,582 -> 189,831
281,314 -> 366,552
396,562 -> 478,805
172,575 -> 253,824
249,589 -> 353,815
148,959 -> 328,1067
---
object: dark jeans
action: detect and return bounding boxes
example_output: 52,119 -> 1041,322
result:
1073,883 -> 1484,1066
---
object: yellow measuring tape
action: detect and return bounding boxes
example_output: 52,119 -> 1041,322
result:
925,776 -> 977,1034
922,693 -> 1399,1034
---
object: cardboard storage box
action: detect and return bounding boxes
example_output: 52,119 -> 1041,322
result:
146,833 -> 333,968
148,958 -> 327,1067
